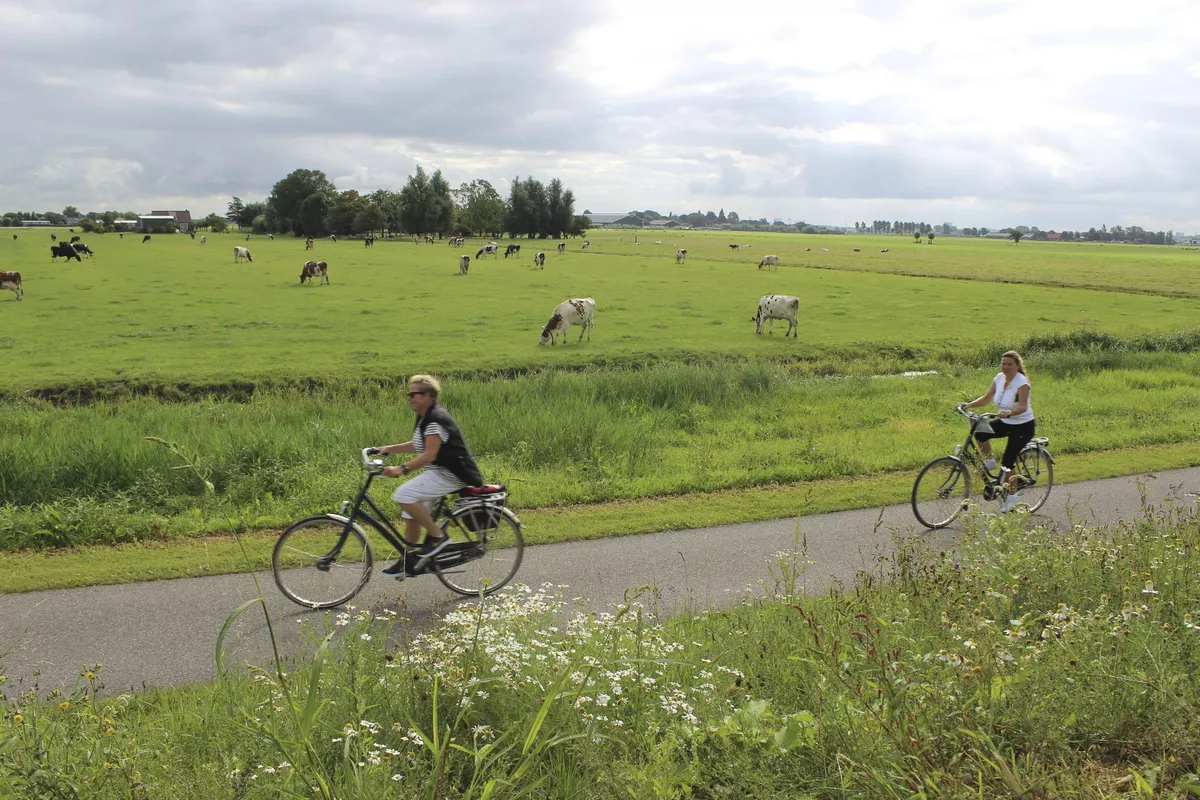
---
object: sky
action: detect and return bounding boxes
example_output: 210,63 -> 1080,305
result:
2,0 -> 1198,232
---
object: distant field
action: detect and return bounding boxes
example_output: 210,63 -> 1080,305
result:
0,228 -> 1197,391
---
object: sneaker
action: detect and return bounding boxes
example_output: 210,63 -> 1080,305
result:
1000,494 -> 1022,513
382,557 -> 408,575
983,458 -> 997,472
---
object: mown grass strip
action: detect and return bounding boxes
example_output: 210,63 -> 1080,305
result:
2,441 -> 1194,595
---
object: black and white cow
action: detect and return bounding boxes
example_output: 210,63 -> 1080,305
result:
330,235 -> 337,243
72,243 -> 95,257
533,252 -> 545,269
539,298 -> 595,345
200,236 -> 207,244
233,246 -> 253,263
504,243 -> 521,258
751,294 -> 800,338
364,236 -> 374,247
70,235 -> 81,243
757,254 -> 779,271
581,240 -> 590,250
557,242 -> 566,254
0,270 -> 22,300
142,235 -> 152,243
306,238 -> 315,250
51,242 -> 81,262
459,255 -> 470,274
301,260 -> 329,284
728,243 -> 739,250
675,249 -> 687,264
475,244 -> 498,260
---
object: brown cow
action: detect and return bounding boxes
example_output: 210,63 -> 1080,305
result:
0,270 -> 22,300
300,260 -> 330,285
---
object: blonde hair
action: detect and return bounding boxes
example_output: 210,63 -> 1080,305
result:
409,374 -> 442,397
1001,350 -> 1026,375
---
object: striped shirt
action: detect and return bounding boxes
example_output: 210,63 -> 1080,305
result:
413,421 -> 459,481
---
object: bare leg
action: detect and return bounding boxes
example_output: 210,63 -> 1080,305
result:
400,502 -> 445,544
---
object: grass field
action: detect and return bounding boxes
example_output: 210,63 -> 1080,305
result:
1,229 -> 1197,391
1,227 -> 1198,591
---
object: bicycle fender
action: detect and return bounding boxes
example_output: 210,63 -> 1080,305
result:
1020,445 -> 1054,463
323,514 -> 372,535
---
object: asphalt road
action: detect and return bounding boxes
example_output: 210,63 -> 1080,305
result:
1,467 -> 1197,697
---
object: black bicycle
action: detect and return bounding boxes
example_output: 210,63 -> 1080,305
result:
911,408 -> 1054,529
272,448 -> 524,609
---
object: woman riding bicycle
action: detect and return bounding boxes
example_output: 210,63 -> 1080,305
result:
958,350 -> 1036,512
373,374 -> 484,575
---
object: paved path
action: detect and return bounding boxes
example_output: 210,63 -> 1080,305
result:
1,468 -> 1197,697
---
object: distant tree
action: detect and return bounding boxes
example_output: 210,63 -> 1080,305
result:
425,170 -> 454,236
354,203 -> 385,237
451,180 -> 504,237
1009,229 -> 1023,245
399,165 -> 431,235
569,215 -> 590,237
267,169 -> 336,235
727,211 -> 739,223
914,231 -> 921,243
297,192 -> 330,237
79,218 -> 100,233
718,208 -> 727,224
202,213 -> 228,232
927,231 -> 936,244
240,202 -> 265,229
226,197 -> 245,224
62,205 -> 80,218
325,189 -> 365,236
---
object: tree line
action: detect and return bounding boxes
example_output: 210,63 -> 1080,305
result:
229,167 -> 589,240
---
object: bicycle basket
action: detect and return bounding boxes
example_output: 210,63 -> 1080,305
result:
972,417 -> 995,435
454,495 -> 507,533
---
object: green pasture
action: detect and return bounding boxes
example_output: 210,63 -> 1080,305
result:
0,228 -> 1196,391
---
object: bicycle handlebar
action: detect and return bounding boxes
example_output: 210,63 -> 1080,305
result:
362,447 -> 385,473
955,406 -> 1000,421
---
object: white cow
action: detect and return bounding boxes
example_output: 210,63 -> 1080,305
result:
675,249 -> 687,264
752,294 -> 800,338
557,242 -> 566,254
200,236 -> 207,244
233,246 -> 253,263
757,254 -> 779,271
533,252 -> 545,269
475,244 -> 498,260
459,255 -> 470,274
539,298 -> 595,345
0,270 -> 22,300
581,240 -> 590,250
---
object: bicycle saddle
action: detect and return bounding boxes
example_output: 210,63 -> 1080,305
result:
460,484 -> 506,496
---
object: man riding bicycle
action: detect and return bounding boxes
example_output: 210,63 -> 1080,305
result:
373,374 -> 484,575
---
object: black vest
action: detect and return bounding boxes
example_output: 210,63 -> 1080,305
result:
416,403 -> 484,487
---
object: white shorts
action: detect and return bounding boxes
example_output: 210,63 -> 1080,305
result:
392,469 -> 466,519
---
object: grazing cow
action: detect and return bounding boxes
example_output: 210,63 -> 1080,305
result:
245,234 -> 251,241
71,243 -> 95,257
51,242 -> 81,262
557,242 -> 566,254
330,235 -> 337,243
233,246 -> 253,263
306,237 -> 315,250
200,236 -> 207,244
189,232 -> 195,239
539,298 -> 595,345
424,234 -> 434,244
119,233 -> 124,239
142,235 -> 151,243
581,240 -> 590,250
820,248 -> 829,252
364,236 -> 374,247
0,270 -> 22,300
533,252 -> 545,269
504,243 -> 521,258
70,235 -> 81,243
675,249 -> 687,264
268,234 -> 274,241
10,234 -> 15,240
757,254 -> 779,271
853,248 -> 861,252
459,255 -> 470,274
751,294 -> 800,338
653,240 -> 662,245
300,260 -> 329,284
880,248 -> 889,253
729,243 -> 739,250
804,247 -> 811,252
475,244 -> 498,260
50,234 -> 57,241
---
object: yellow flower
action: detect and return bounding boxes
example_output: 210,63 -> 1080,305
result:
59,702 -> 70,710
85,672 -> 96,681
12,714 -> 23,724
106,727 -> 116,735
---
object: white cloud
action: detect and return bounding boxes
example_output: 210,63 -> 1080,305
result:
1,0 -> 1198,230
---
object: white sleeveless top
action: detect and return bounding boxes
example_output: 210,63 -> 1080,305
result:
993,372 -> 1034,424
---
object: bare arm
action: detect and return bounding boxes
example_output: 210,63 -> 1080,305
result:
959,382 -> 996,410
382,434 -> 442,478
378,441 -> 416,456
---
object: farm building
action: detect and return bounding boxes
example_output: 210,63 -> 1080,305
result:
586,212 -> 648,227
150,209 -> 194,232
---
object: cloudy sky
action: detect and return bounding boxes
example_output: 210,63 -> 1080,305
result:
3,0 -> 1198,231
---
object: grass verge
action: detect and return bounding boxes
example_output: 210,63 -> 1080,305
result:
2,441 -> 1195,595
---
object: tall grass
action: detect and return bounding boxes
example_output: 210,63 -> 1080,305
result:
3,502 -> 1199,797
2,352 -> 1199,550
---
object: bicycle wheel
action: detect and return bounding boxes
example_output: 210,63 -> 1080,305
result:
273,516 -> 373,609
912,457 -> 972,529
1013,447 -> 1054,513
433,506 -> 524,596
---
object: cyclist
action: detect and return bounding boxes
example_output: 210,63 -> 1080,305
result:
957,350 -> 1036,512
373,374 -> 484,574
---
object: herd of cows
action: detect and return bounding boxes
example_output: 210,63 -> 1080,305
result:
1,231 -> 805,342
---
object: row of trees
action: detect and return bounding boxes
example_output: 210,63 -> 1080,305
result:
228,168 -> 588,240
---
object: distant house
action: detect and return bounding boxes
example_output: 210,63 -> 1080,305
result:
150,209 -> 194,232
586,212 -> 649,227
113,219 -> 139,229
20,219 -> 51,226
649,219 -> 683,229
1047,232 -> 1061,241
138,215 -> 178,233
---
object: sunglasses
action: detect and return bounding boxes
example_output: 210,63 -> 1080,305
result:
407,391 -> 428,398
